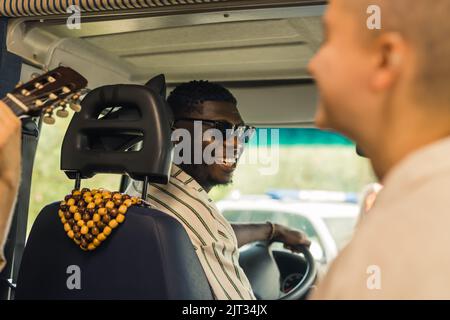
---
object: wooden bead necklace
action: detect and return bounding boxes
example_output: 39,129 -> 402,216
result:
58,188 -> 147,251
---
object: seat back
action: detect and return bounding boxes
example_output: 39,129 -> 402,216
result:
16,80 -> 213,300
15,203 -> 213,300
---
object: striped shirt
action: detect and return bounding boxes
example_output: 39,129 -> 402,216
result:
127,164 -> 256,300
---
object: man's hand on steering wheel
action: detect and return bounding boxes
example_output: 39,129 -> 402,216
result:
272,224 -> 311,253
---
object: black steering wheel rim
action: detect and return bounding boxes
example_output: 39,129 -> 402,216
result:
276,243 -> 317,300
239,241 -> 317,300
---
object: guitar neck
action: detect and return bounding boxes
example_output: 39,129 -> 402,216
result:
1,95 -> 28,118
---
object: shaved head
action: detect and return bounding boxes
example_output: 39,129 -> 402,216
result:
344,0 -> 450,105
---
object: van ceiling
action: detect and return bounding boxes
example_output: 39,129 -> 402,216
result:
8,3 -> 325,126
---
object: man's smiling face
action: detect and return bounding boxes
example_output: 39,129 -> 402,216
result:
308,0 -> 382,143
174,100 -> 245,190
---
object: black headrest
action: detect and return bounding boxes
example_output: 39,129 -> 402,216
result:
61,83 -> 173,184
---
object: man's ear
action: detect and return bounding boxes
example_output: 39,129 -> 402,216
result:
372,33 -> 406,92
145,74 -> 167,100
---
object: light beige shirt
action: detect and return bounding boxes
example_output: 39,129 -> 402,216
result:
312,136 -> 450,299
127,164 -> 255,300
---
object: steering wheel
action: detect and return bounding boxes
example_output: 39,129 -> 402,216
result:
238,241 -> 317,300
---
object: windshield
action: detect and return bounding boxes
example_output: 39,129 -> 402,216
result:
212,128 -> 377,262
322,217 -> 358,251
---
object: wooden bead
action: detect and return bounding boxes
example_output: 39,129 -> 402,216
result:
123,199 -> 132,207
82,213 -> 91,222
93,238 -> 101,247
73,225 -> 80,233
64,211 -> 72,219
74,212 -> 82,221
96,221 -> 106,229
67,230 -> 75,239
85,196 -> 93,203
88,243 -> 96,251
113,193 -> 122,201
64,223 -> 71,232
109,208 -> 118,218
68,218 -> 76,226
98,208 -> 107,216
93,193 -> 102,200
85,233 -> 93,242
58,210 -> 65,218
80,225 -> 89,235
116,214 -> 125,223
77,220 -> 85,227
74,232 -> 81,240
102,214 -> 111,224
60,217 -> 67,224
93,213 -> 100,222
80,238 -> 88,248
69,205 -> 78,214
105,201 -> 115,210
108,219 -> 118,229
77,200 -> 86,208
74,238 -> 81,245
114,199 -> 122,207
72,190 -> 82,197
103,226 -> 112,236
97,233 -> 107,242
87,202 -> 96,210
119,205 -> 127,215
67,198 -> 75,206
91,227 -> 100,236
87,220 -> 95,228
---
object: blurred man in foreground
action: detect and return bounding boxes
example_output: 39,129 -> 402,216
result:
308,0 -> 450,299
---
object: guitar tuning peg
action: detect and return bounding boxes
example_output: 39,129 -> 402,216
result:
43,114 -> 56,125
35,99 -> 44,107
31,73 -> 41,79
56,109 -> 69,118
71,94 -> 80,101
15,82 -> 23,88
47,76 -> 56,83
62,86 -> 71,94
69,103 -> 82,112
34,82 -> 44,90
21,89 -> 31,96
49,93 -> 58,100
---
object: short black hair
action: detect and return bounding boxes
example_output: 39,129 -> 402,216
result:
167,80 -> 237,116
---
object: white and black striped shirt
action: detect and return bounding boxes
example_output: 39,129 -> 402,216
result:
127,164 -> 255,300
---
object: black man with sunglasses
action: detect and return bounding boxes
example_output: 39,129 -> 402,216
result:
128,80 -> 310,300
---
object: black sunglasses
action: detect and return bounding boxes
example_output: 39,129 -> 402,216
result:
172,118 -> 256,143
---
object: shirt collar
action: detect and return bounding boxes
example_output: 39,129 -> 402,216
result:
170,164 -> 206,194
